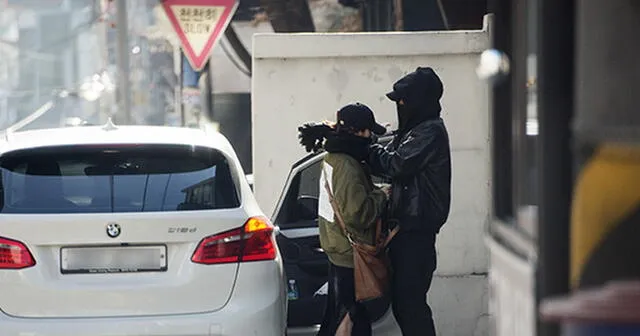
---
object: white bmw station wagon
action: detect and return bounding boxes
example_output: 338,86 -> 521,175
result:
0,123 -> 287,335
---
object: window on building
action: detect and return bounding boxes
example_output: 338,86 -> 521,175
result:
491,0 -> 538,241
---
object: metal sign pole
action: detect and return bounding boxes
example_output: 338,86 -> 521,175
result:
161,0 -> 238,127
181,51 -> 202,127
115,0 -> 132,124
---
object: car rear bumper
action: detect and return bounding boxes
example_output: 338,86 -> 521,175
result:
0,261 -> 288,336
0,309 -> 284,336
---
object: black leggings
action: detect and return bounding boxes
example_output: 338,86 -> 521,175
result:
317,263 -> 372,336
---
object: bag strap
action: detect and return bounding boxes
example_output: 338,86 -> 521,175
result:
385,225 -> 400,247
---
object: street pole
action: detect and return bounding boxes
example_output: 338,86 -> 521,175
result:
199,61 -> 213,124
115,0 -> 132,124
394,0 -> 404,31
97,1 -> 110,124
181,52 -> 202,127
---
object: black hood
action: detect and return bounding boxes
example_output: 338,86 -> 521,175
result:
386,67 -> 444,133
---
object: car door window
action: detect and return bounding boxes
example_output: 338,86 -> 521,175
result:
276,159 -> 322,229
298,161 -> 320,206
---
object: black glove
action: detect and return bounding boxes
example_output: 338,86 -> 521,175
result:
298,122 -> 333,153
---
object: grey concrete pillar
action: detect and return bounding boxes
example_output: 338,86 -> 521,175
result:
574,1 -> 640,145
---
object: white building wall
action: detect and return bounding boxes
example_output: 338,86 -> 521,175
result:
0,8 -> 20,129
252,15 -> 493,335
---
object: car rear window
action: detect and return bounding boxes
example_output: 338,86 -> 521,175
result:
0,144 -> 240,214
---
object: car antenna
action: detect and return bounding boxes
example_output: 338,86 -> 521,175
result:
102,117 -> 118,131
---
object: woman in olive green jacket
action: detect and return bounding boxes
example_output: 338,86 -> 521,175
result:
299,103 -> 388,336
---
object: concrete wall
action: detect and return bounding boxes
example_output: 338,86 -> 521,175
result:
252,15 -> 492,335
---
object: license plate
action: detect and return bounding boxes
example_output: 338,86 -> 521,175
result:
60,245 -> 167,274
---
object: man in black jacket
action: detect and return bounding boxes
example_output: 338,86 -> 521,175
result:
365,67 -> 452,336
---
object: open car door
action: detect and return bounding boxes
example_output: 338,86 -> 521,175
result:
272,138 -> 394,334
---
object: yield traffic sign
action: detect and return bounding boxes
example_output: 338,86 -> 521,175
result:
162,0 -> 239,71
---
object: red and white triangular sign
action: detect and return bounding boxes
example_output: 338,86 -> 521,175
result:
162,0 -> 239,71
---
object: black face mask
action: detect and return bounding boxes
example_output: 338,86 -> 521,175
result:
396,103 -> 416,132
396,99 -> 441,135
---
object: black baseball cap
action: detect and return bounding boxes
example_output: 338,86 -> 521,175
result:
386,67 -> 444,103
336,103 -> 387,135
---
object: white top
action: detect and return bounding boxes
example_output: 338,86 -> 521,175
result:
318,162 -> 335,223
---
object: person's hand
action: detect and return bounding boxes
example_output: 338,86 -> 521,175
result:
380,184 -> 392,198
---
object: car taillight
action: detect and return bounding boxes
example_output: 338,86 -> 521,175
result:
191,216 -> 277,265
0,236 -> 35,269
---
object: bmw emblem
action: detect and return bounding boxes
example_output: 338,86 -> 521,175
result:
106,223 -> 121,238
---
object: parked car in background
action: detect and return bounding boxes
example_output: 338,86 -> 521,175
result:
0,123 -> 287,336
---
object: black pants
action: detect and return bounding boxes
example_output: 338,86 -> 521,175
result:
389,230 -> 437,336
317,263 -> 372,336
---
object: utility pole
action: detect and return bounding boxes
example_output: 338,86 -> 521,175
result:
394,0 -> 404,31
115,0 -> 132,124
181,52 -> 202,127
97,0 -> 110,124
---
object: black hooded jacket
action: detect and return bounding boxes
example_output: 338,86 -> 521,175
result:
366,67 -> 452,233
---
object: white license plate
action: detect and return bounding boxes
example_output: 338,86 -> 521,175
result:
60,245 -> 167,274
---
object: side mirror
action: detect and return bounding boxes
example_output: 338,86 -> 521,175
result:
297,195 -> 319,221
